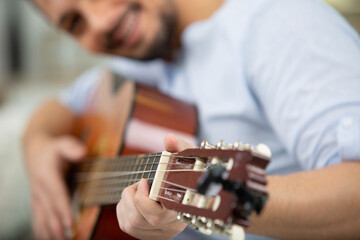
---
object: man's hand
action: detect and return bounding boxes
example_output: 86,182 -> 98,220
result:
116,134 -> 196,240
25,134 -> 86,240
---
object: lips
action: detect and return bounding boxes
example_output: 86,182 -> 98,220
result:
107,7 -> 141,49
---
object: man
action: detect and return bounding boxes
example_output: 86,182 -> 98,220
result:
23,0 -> 360,239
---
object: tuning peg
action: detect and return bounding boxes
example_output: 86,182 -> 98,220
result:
201,140 -> 215,149
216,140 -> 225,149
216,140 -> 235,150
197,218 -> 213,235
230,225 -> 245,240
192,216 -> 208,229
233,141 -> 248,150
243,143 -> 253,151
177,212 -> 193,225
211,219 -> 231,235
255,143 -> 272,158
233,141 -> 243,150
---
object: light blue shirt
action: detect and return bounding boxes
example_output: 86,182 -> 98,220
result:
60,0 -> 360,239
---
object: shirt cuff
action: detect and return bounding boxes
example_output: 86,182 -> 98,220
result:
337,116 -> 360,161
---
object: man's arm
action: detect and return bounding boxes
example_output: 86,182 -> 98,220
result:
163,136 -> 360,240
24,98 -> 75,141
247,161 -> 360,239
23,99 -> 86,240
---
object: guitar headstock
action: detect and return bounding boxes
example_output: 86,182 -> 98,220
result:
149,140 -> 271,238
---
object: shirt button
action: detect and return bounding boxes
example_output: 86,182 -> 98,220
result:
341,117 -> 354,128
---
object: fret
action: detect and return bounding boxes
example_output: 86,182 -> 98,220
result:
145,154 -> 152,180
136,154 -> 144,181
148,153 -> 158,184
141,154 -> 149,180
117,156 -> 127,199
128,155 -> 140,186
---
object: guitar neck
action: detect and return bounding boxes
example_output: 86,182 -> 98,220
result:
69,152 -> 163,206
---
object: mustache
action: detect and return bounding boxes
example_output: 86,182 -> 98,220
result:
105,2 -> 141,50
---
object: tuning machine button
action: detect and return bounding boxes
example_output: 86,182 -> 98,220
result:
201,140 -> 215,149
217,140 -> 237,150
255,143 -> 272,158
230,225 -> 245,240
233,141 -> 243,150
177,212 -> 193,225
210,219 -> 231,236
192,216 -> 208,229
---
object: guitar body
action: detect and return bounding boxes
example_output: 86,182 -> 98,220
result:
71,72 -> 197,240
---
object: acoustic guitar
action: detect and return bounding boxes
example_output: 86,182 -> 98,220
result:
68,72 -> 270,240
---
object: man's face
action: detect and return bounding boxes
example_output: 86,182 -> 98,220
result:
35,0 -> 178,60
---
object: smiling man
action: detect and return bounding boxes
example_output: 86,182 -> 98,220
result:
34,0 -> 202,60
23,0 -> 360,240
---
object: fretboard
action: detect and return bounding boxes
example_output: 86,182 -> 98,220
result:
69,152 -> 163,206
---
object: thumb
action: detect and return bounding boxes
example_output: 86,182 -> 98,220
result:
55,136 -> 87,162
164,133 -> 196,153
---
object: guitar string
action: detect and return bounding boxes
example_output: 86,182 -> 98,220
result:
77,153 -> 207,168
82,181 -> 189,196
73,152 -> 216,205
83,191 -> 182,206
78,161 -> 204,169
75,168 -> 206,181
75,162 -> 206,175
78,171 -> 199,197
80,153 -> 198,163
80,169 -> 265,205
75,159 -> 210,204
80,176 -> 199,205
81,186 -> 195,206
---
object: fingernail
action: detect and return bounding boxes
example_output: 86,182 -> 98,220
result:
175,136 -> 183,149
137,179 -> 144,190
64,227 -> 74,239
63,216 -> 73,228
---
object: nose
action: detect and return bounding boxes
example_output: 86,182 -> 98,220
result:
77,1 -> 119,52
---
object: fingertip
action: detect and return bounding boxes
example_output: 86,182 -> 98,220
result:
58,138 -> 87,161
63,215 -> 73,229
71,147 -> 87,161
164,133 -> 180,152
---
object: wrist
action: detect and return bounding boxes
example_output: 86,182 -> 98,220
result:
23,132 -> 53,162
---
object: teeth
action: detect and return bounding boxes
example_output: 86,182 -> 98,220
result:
122,13 -> 137,42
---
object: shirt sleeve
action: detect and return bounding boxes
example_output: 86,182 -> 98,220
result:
58,67 -> 104,114
246,0 -> 360,169
58,57 -> 170,114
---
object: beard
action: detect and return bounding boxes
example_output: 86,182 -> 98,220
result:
137,1 -> 178,61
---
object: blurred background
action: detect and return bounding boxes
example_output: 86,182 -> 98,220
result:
0,0 -> 359,239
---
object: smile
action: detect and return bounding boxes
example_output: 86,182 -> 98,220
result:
108,6 -> 141,49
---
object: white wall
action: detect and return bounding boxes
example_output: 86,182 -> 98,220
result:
0,1 -> 8,81
20,1 -> 105,79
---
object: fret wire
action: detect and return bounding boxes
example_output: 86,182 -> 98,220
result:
129,154 -> 139,186
149,154 -> 156,182
117,153 -> 125,200
136,154 -> 144,181
124,154 -> 133,191
141,154 -> 148,180
144,153 -> 151,180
